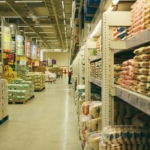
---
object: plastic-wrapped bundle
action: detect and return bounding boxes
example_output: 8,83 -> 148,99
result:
102,125 -> 150,145
89,101 -> 102,119
81,101 -> 92,115
87,117 -> 102,132
80,115 -> 88,147
84,131 -> 102,150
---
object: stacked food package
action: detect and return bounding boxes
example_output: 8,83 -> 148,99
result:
99,125 -> 150,150
120,59 -> 135,90
76,85 -> 85,116
0,79 -> 8,120
4,65 -> 18,83
26,72 -> 45,91
84,131 -> 102,150
95,61 -> 101,80
113,27 -> 128,40
96,37 -> 101,55
114,64 -> 122,85
127,0 -> 150,38
132,46 -> 150,96
17,65 -> 29,80
90,63 -> 95,78
79,101 -> 102,148
90,61 -> 101,80
8,79 -> 34,102
89,48 -> 97,56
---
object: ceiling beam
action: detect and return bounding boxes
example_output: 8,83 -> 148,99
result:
5,0 -> 51,49
45,0 -> 64,49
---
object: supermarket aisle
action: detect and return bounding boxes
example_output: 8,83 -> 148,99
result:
0,78 -> 82,150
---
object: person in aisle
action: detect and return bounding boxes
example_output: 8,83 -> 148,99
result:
68,67 -> 72,84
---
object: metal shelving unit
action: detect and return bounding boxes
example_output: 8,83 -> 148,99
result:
89,78 -> 101,87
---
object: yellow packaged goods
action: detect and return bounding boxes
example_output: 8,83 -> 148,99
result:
137,82 -> 150,90
89,101 -> 102,119
81,101 -> 92,115
134,74 -> 150,82
134,54 -> 150,61
134,46 -> 150,55
134,61 -> 150,68
87,117 -> 102,132
114,64 -> 121,71
114,71 -> 121,77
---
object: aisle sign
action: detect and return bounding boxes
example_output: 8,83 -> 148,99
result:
2,26 -> 11,52
35,60 -> 39,66
7,53 -> 14,65
26,41 -> 31,58
31,45 -> 36,59
16,35 -> 24,55
20,56 -> 26,65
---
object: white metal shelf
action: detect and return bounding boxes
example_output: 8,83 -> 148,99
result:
126,28 -> 150,49
89,54 -> 101,62
115,85 -> 150,115
89,78 -> 101,87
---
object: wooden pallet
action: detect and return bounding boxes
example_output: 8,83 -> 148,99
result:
34,87 -> 45,92
0,115 -> 9,125
8,95 -> 35,104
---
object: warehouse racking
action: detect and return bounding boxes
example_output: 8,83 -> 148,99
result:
71,0 -> 150,130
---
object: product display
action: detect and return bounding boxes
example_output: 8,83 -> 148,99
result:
26,72 -> 45,91
90,61 -> 101,80
0,79 -> 8,120
84,131 -> 102,150
4,65 -> 18,84
8,79 -> 34,102
127,0 -> 150,38
99,125 -> 150,149
96,37 -> 101,55
16,65 -> 29,80
113,27 -> 128,40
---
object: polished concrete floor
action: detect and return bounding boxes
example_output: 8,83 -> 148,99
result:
0,76 -> 82,150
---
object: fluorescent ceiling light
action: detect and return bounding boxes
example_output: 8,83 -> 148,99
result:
0,1 -> 6,3
24,32 -> 35,33
64,20 -> 66,25
62,1 -> 64,9
46,40 -> 58,41
18,25 -> 28,27
43,37 -> 56,38
15,1 -> 43,3
2,16 -> 20,18
63,12 -> 65,18
34,25 -> 52,27
39,32 -> 54,33
27,16 -> 48,18
112,0 -> 119,5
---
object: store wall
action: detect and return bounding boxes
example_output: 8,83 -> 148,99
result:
43,51 -> 70,66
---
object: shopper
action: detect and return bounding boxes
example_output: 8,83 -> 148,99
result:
68,67 -> 72,84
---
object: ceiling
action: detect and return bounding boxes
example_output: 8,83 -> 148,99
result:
0,0 -> 72,52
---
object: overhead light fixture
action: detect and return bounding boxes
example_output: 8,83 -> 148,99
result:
63,12 -> 65,18
64,20 -> 66,25
112,0 -> 119,5
46,40 -> 58,41
18,25 -> 28,27
39,32 -> 54,33
24,32 -> 35,33
2,16 -> 21,18
43,37 -> 56,38
15,1 -> 43,3
27,16 -> 48,18
62,0 -> 64,9
0,1 -> 6,3
34,25 -> 52,27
